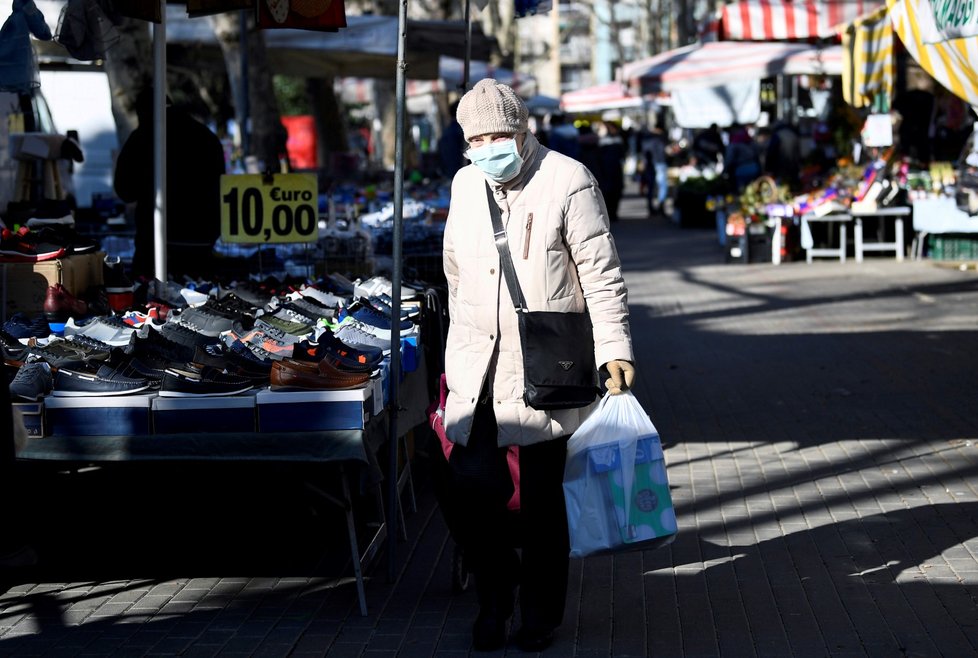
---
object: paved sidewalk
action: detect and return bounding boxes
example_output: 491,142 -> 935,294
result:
2,193 -> 978,657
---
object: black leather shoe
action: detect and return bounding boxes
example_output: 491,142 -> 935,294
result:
514,626 -> 555,652
472,614 -> 507,652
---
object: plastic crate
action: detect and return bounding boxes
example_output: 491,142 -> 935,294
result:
927,234 -> 978,260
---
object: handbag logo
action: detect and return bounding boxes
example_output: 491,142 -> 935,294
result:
558,360 -> 574,370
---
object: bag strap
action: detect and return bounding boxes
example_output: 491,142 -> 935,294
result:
485,182 -> 527,311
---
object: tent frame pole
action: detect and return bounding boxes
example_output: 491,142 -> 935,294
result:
153,3 -> 167,283
387,0 -> 408,582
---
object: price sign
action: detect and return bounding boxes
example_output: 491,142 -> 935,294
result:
220,173 -> 318,244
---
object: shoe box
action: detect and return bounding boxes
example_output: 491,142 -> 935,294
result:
45,393 -> 156,436
152,392 -> 257,434
13,402 -> 44,438
256,381 -> 378,432
1,251 -> 104,320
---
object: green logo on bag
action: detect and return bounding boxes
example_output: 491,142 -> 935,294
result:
636,489 -> 658,513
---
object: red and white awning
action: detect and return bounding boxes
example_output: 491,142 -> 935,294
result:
623,41 -> 843,94
559,82 -> 647,113
719,0 -> 885,41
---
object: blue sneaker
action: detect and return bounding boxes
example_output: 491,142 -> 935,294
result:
350,306 -> 414,337
3,313 -> 51,340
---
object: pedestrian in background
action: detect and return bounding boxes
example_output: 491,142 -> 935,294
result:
724,124 -> 762,191
643,125 -> 669,215
441,78 -> 635,652
596,121 -> 626,222
114,86 -> 226,279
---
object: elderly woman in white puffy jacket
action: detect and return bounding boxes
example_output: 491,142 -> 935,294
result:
441,78 -> 635,652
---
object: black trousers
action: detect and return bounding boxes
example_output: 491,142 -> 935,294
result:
437,400 -> 570,631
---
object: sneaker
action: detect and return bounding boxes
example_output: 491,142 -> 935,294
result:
335,321 -> 395,354
3,314 -> 50,341
191,345 -> 269,383
104,348 -> 166,388
293,332 -> 383,373
158,320 -> 220,352
26,340 -> 94,370
128,325 -> 195,364
52,364 -> 151,396
289,286 -> 346,309
9,361 -> 54,400
278,296 -> 337,321
63,334 -> 114,360
259,314 -> 315,338
354,275 -> 418,301
33,225 -> 99,255
349,306 -> 415,338
43,283 -> 89,323
160,364 -> 253,397
171,306 -> 236,337
1,329 -> 28,362
64,316 -> 136,346
0,226 -> 66,262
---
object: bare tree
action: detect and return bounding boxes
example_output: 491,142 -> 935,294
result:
102,17 -> 153,145
209,11 -> 287,171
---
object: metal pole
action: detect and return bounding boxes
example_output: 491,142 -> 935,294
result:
153,1 -> 167,283
388,0 -> 409,582
463,0 -> 471,90
240,9 -> 250,159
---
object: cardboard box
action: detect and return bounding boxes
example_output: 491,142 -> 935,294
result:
45,393 -> 156,436
13,401 -> 44,438
152,393 -> 257,434
257,386 -> 372,432
1,252 -> 104,320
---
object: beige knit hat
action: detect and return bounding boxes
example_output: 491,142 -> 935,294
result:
456,79 -> 529,141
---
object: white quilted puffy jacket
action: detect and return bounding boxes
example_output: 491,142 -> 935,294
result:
442,132 -> 634,448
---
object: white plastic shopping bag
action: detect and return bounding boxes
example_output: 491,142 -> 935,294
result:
563,392 -> 678,558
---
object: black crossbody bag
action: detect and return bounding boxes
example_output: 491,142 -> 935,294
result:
485,183 -> 599,410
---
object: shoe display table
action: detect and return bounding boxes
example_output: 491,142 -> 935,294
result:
17,424 -> 388,617
851,206 -> 910,262
801,211 -> 851,263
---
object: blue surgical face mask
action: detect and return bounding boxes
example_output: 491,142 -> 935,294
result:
466,138 -> 523,183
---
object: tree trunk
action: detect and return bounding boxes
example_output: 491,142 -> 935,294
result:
102,17 -> 153,145
307,77 -> 348,171
209,11 -> 287,171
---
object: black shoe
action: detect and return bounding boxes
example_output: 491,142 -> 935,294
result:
52,364 -> 151,397
472,614 -> 507,652
514,626 -> 555,652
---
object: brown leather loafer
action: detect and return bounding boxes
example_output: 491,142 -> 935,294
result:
270,357 -> 370,391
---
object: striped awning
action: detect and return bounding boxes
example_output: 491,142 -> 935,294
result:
841,6 -> 894,107
888,0 -> 978,105
623,41 -> 843,94
560,82 -> 646,113
720,0 -> 886,40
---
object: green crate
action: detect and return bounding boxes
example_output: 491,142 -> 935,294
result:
927,234 -> 978,260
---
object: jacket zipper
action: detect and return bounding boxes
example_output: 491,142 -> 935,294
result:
523,213 -> 533,259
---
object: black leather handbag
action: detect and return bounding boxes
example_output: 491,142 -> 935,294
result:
485,184 -> 598,410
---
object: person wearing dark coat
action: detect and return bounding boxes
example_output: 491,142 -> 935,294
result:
114,87 -> 226,279
595,122 -> 626,222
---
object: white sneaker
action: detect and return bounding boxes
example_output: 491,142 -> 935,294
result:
63,316 -> 136,346
289,286 -> 346,308
354,276 -> 418,301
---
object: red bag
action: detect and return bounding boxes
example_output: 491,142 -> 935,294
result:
428,374 -> 520,512
256,0 -> 347,32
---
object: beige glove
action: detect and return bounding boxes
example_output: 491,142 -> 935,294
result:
604,360 -> 636,395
